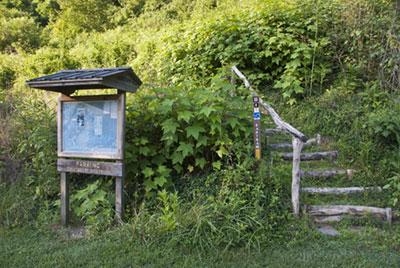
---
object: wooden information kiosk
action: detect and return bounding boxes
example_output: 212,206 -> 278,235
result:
27,67 -> 142,225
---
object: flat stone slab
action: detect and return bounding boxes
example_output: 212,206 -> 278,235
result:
52,225 -> 87,239
317,226 -> 339,236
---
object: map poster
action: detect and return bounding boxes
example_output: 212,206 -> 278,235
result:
58,94 -> 125,159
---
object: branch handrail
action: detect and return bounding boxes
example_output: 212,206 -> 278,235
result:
231,66 -> 308,142
231,66 -> 310,216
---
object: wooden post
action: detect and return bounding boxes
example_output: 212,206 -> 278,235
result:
292,137 -> 304,216
115,161 -> 125,224
116,91 -> 126,224
252,96 -> 262,159
60,171 -> 70,225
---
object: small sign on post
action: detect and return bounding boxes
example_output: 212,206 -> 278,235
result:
253,96 -> 262,159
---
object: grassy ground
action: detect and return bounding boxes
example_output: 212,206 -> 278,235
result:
1,224 -> 400,268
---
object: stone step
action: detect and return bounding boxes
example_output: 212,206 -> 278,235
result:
281,151 -> 338,161
313,215 -> 344,224
301,186 -> 382,194
300,169 -> 354,178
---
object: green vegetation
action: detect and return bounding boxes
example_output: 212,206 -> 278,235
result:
1,0 -> 400,265
1,225 -> 400,267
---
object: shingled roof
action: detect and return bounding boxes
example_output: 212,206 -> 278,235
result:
26,67 -> 142,95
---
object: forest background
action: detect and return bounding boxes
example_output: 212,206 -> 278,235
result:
1,0 -> 400,265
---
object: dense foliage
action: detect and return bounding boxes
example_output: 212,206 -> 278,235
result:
1,0 -> 400,247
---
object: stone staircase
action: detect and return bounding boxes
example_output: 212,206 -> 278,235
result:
267,134 -> 392,225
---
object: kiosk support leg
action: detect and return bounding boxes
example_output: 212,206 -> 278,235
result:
115,160 -> 125,223
60,171 -> 70,225
115,176 -> 125,223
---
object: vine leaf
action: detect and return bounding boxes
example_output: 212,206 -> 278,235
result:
186,124 -> 205,140
177,142 -> 194,158
154,176 -> 167,187
178,111 -> 193,123
142,167 -> 154,178
161,119 -> 179,134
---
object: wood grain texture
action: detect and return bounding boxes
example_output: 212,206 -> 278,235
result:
291,137 -> 304,216
60,171 -> 69,226
115,160 -> 125,224
307,205 -> 389,217
281,151 -> 338,161
300,169 -> 353,178
269,135 -> 321,150
57,159 -> 123,177
301,186 -> 382,194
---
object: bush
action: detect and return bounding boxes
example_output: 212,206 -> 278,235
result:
154,2 -> 332,103
0,8 -> 42,53
124,73 -> 252,195
125,156 -> 293,250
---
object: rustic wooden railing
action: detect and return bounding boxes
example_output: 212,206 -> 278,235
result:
231,66 -> 315,216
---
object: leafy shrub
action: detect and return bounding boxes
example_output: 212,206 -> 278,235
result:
68,179 -> 114,233
0,180 -> 40,227
155,3 -> 332,103
0,96 -> 58,227
51,0 -> 119,34
325,0 -> 400,92
11,97 -> 58,201
125,156 -> 293,249
157,189 -> 181,232
364,108 -> 400,150
0,8 -> 42,53
26,46 -> 80,76
69,28 -> 138,69
0,54 -> 16,91
384,172 -> 400,208
125,74 -> 252,195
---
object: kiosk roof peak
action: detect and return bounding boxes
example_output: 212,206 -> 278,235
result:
26,67 -> 142,95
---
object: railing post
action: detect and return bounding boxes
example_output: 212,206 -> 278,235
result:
292,137 -> 304,217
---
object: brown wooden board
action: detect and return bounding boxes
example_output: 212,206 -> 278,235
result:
57,159 -> 123,176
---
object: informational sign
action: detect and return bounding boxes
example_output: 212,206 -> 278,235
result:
253,96 -> 262,159
57,159 -> 123,177
58,94 -> 125,159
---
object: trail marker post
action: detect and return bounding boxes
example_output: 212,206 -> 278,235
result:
252,96 -> 262,159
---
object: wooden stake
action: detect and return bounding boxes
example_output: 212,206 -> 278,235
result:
115,175 -> 124,224
60,171 -> 69,226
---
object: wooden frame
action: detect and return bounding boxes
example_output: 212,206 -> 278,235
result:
57,93 -> 126,160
